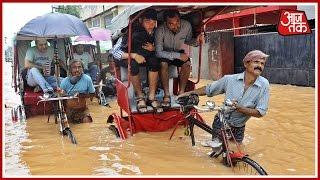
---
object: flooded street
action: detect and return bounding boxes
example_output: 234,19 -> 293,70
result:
3,62 -> 316,176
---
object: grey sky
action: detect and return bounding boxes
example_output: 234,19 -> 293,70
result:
3,3 -> 52,47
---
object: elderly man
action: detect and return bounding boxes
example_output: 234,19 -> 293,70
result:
24,39 -> 65,98
59,60 -> 95,123
73,44 -> 99,84
178,50 -> 270,147
155,9 -> 204,107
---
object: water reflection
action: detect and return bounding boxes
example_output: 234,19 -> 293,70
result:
4,62 -> 30,176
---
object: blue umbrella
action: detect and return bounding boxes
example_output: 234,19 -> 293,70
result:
17,12 -> 91,39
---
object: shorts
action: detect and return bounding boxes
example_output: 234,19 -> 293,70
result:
212,115 -> 246,143
115,55 -> 160,76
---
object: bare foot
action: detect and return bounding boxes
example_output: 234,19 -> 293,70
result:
82,115 -> 93,123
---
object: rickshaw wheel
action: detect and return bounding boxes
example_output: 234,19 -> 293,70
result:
109,125 -> 120,138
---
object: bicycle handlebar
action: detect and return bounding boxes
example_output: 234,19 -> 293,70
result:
192,105 -> 220,112
37,94 -> 79,105
176,93 -> 236,114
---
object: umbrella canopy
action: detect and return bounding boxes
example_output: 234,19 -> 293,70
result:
75,35 -> 94,42
75,27 -> 111,42
90,27 -> 112,41
16,12 -> 91,40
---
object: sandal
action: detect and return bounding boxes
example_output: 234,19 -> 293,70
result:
147,98 -> 163,113
161,95 -> 171,108
136,97 -> 148,113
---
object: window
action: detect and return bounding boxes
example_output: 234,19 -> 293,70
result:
104,14 -> 113,27
92,18 -> 100,27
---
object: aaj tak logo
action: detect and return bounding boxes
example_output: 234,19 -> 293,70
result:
277,9 -> 311,36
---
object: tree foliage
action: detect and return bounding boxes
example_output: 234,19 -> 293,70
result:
54,5 -> 82,18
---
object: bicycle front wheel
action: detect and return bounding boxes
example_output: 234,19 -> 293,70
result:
65,128 -> 77,144
232,156 -> 268,175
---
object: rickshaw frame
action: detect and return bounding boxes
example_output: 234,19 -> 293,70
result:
107,5 -> 230,139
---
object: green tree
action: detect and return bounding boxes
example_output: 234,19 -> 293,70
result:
54,5 -> 82,18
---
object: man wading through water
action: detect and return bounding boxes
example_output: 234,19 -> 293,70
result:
178,50 -> 270,147
58,60 -> 95,123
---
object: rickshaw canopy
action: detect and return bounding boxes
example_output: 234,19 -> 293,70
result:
108,5 -> 232,40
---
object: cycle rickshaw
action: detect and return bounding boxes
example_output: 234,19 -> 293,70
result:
106,5 -> 268,175
11,12 -> 93,144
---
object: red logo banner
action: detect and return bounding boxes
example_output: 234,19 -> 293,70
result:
278,10 -> 311,36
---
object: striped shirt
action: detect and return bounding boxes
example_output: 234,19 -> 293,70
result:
155,19 -> 199,60
111,37 -> 124,61
205,72 -> 270,127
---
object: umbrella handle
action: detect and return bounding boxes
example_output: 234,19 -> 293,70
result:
53,38 -> 61,87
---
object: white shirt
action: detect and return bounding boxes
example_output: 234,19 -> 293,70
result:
73,52 -> 93,70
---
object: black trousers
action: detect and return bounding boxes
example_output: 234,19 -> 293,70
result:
115,55 -> 160,76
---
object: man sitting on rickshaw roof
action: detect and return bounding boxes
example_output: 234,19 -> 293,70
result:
58,60 -> 95,123
73,44 -> 99,84
112,8 -> 163,113
155,9 -> 205,107
24,38 -> 66,98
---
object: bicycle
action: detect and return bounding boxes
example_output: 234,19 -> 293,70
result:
38,94 -> 78,144
36,39 -> 77,145
176,93 -> 268,175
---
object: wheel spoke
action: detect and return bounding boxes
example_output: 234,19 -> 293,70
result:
231,157 -> 267,175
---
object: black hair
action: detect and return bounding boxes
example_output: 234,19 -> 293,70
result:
163,9 -> 180,21
141,8 -> 157,21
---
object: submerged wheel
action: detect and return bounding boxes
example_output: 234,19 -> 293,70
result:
109,125 -> 120,138
231,156 -> 268,175
64,128 -> 77,144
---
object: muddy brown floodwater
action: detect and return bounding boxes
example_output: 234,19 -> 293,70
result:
4,65 -> 316,176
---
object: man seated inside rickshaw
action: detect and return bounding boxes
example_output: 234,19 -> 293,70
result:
155,10 -> 204,107
73,44 -> 99,84
99,58 -> 117,97
23,38 -> 66,98
112,8 -> 163,113
57,60 -> 95,123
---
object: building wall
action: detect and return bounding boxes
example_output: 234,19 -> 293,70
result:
80,5 -> 128,29
190,32 -> 234,80
191,30 -> 315,87
80,5 -> 105,20
234,30 -> 315,87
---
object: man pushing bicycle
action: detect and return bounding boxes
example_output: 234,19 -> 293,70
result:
178,50 -> 270,147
